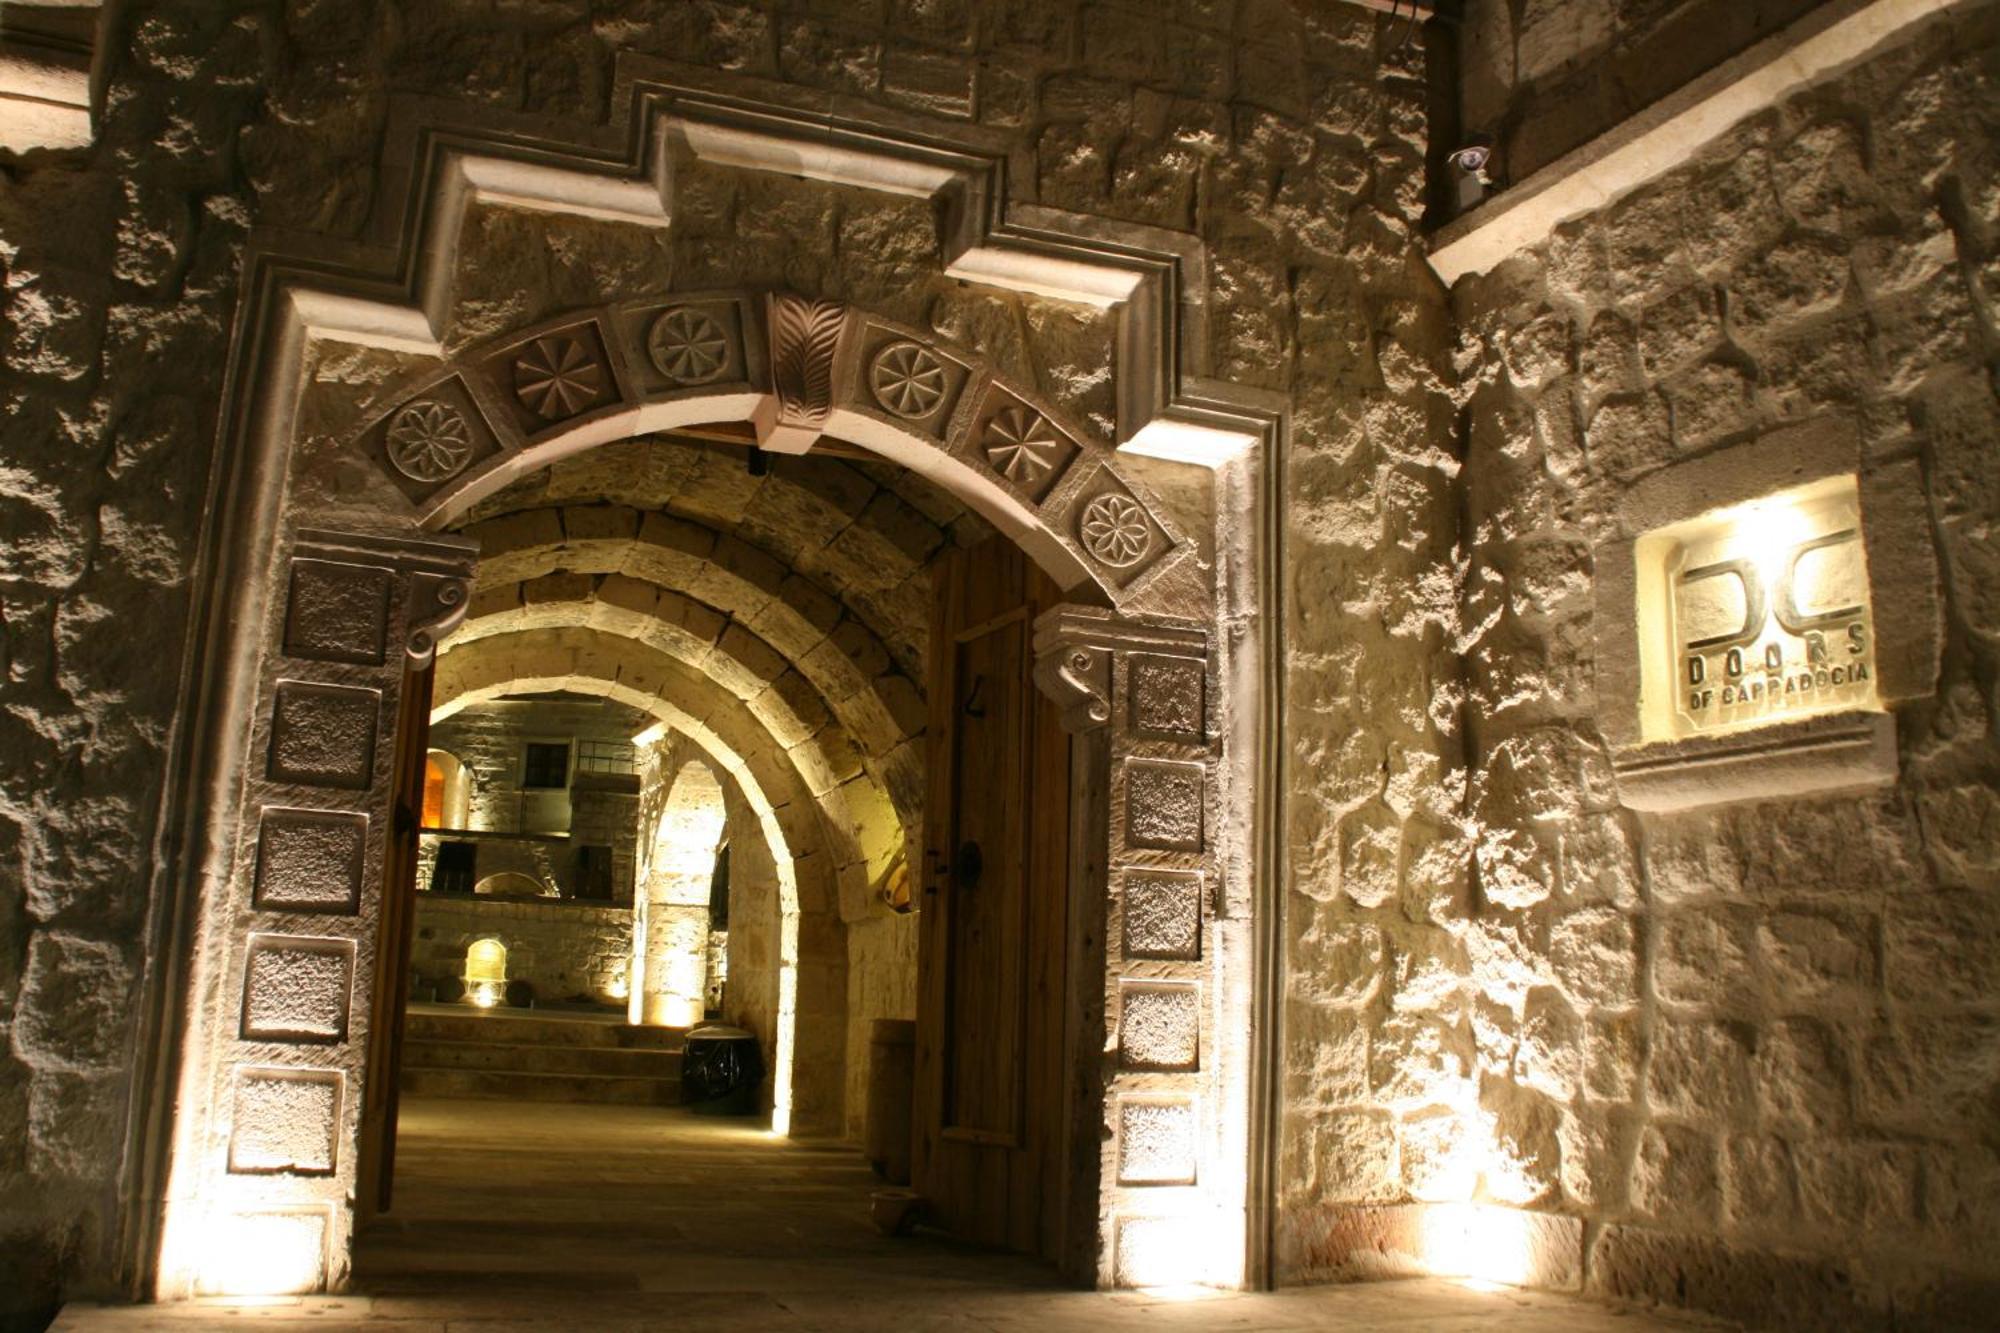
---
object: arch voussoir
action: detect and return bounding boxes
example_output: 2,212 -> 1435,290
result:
343,292 -> 1210,624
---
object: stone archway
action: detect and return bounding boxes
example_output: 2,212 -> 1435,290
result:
152,13 -> 1280,1248
633,760 -> 727,1030
154,296 -> 1232,1297
335,291 -> 1211,622
157,169 -> 1248,1300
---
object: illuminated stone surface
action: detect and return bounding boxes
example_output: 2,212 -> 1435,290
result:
1121,872 -> 1201,960
268,684 -> 381,790
1123,761 -> 1203,852
3,1 -> 1996,1325
282,561 -> 391,665
63,1100 -> 1714,1329
228,1069 -> 340,1174
241,937 -> 353,1043
1127,654 -> 1204,741
1118,983 -> 1199,1072
1117,1099 -> 1198,1186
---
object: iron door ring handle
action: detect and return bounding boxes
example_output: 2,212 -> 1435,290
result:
953,840 -> 983,890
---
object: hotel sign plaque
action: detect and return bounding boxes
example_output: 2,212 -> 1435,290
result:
1641,475 -> 1878,741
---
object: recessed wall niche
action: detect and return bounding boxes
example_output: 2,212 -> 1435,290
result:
1636,474 -> 1878,743
1594,421 -> 1942,813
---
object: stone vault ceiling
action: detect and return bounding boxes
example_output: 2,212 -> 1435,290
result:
432,432 -> 988,887
459,432 -> 994,682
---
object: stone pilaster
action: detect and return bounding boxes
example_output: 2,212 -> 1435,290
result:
159,527 -> 474,1297
1032,604 -> 1221,1288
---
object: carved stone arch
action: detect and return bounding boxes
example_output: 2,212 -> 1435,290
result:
153,59 -> 1278,1304
341,292 -> 1213,623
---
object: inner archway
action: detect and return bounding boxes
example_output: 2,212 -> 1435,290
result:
634,759 -> 728,1029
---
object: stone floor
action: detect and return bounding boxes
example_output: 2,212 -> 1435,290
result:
59,1098 -> 1733,1331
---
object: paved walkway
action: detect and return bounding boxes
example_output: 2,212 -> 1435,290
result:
59,1098 -> 1731,1331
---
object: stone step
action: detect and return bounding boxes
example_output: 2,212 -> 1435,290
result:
404,1008 -> 685,1051
398,1066 -> 681,1106
400,1038 -> 682,1079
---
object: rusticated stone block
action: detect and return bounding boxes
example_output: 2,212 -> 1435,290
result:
282,560 -> 391,665
1117,1098 -> 1196,1185
1633,1123 -> 1721,1224
26,1069 -> 121,1182
253,809 -> 367,914
1310,1110 -> 1397,1202
1583,1010 -> 1643,1101
1724,1133 -> 1796,1229
1884,891 -> 2000,1008
1548,908 -> 1637,1010
1118,982 -> 1198,1071
1588,1224 -> 1876,1331
1121,870 -> 1201,960
1754,1017 -> 1850,1133
11,932 -> 132,1072
1128,654 -> 1203,741
241,935 -> 353,1043
1337,800 -> 1399,908
268,683 -> 380,790
1656,904 -> 1756,1008
229,1067 -> 341,1174
1123,760 -> 1203,852
1647,1019 -> 1754,1121
1794,1138 -> 1919,1233
1760,908 -> 1873,1005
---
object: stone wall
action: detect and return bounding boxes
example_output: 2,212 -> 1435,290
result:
411,896 -> 632,1009
0,0 -> 1446,1311
18,0 -> 1952,1317
415,832 -> 568,899
1457,0 -> 1827,187
719,789 -> 783,1110
1279,8 -> 2000,1326
844,903 -> 918,1142
0,0 -> 258,1309
429,696 -> 649,844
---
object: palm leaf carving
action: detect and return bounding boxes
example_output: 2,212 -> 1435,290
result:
771,294 -> 846,428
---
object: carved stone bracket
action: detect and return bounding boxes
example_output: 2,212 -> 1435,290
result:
1032,605 -> 1207,736
405,572 -> 471,666
764,292 -> 846,454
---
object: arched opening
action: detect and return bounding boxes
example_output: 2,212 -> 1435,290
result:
469,871 -> 552,898
158,281 -> 1236,1309
463,938 -> 508,1008
422,749 -> 472,829
633,759 -> 728,1029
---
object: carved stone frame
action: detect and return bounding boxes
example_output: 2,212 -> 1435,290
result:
1593,417 -> 1943,811
139,63 -> 1286,1302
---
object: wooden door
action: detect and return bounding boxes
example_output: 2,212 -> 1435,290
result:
913,540 -> 1072,1262
355,660 -> 433,1220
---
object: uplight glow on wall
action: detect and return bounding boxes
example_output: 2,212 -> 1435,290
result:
1636,474 -> 1878,742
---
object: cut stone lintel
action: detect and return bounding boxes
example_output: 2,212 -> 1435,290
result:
0,4 -> 98,153
1427,0 -> 1973,284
